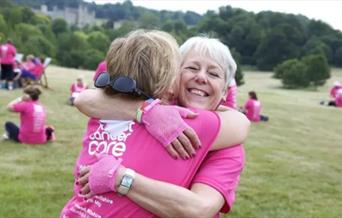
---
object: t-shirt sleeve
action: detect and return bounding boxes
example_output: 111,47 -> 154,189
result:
12,101 -> 27,113
191,144 -> 246,213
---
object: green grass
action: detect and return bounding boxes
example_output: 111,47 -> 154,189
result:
1,66 -> 342,218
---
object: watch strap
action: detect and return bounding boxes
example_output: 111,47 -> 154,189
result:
117,168 -> 135,195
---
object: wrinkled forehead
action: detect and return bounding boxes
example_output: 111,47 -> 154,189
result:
182,49 -> 226,75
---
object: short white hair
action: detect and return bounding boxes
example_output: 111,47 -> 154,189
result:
179,36 -> 237,88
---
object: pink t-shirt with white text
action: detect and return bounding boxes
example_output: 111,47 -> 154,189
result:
61,109 -> 220,218
12,100 -> 46,144
0,43 -> 16,64
244,99 -> 261,122
93,61 -> 107,82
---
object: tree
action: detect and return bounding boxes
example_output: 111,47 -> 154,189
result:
302,54 -> 330,86
255,25 -> 301,70
87,31 -> 110,52
281,59 -> 309,88
334,47 -> 342,67
0,15 -> 8,40
230,49 -> 244,86
52,18 -> 69,36
273,59 -> 298,79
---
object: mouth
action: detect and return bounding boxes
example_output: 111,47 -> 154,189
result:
187,88 -> 209,97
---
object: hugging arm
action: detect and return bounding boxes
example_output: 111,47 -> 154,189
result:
127,174 -> 224,218
75,88 -> 250,152
74,88 -> 142,120
79,164 -> 224,218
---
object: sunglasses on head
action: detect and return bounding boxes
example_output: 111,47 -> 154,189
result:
94,72 -> 152,100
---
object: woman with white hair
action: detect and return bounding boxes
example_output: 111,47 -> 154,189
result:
72,34 -> 247,217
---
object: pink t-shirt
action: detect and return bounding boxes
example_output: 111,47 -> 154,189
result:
31,62 -> 45,79
192,144 -> 245,216
22,61 -> 36,72
221,80 -> 237,109
61,109 -> 220,218
330,85 -> 342,99
12,100 -> 47,144
244,99 -> 261,122
70,82 -> 88,94
335,89 -> 342,107
93,60 -> 107,82
0,43 -> 16,64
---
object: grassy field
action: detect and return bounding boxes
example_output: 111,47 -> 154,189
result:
0,66 -> 341,218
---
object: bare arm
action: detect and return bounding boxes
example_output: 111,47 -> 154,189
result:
80,167 -> 224,218
7,97 -> 23,111
74,88 -> 142,120
75,88 -> 250,151
128,176 -> 224,218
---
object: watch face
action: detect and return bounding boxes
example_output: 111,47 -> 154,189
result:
122,176 -> 134,188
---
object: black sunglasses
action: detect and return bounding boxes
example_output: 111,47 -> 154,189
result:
94,72 -> 152,100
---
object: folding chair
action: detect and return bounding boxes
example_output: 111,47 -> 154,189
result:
38,57 -> 51,88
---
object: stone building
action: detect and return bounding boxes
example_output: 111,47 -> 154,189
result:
34,4 -> 96,28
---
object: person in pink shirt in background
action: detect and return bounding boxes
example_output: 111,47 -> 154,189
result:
0,39 -> 17,90
325,81 -> 342,107
243,91 -> 269,122
4,86 -> 54,144
334,88 -> 342,108
330,81 -> 342,99
19,55 -> 40,82
320,81 -> 342,107
69,76 -> 88,105
221,78 -> 238,109
93,60 -> 107,82
30,57 -> 45,80
71,34 -> 249,217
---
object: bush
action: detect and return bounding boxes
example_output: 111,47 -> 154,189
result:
302,54 -> 330,86
281,59 -> 309,88
273,59 -> 298,79
274,54 -> 330,88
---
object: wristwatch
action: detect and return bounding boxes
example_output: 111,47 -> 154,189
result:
117,168 -> 136,195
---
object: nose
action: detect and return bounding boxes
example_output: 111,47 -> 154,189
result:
194,69 -> 208,84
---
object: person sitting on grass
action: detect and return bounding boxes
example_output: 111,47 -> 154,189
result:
320,81 -> 342,107
3,85 -> 55,144
69,76 -> 88,106
242,91 -> 269,122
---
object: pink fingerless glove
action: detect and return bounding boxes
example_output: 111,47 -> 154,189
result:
141,104 -> 193,146
88,155 -> 123,195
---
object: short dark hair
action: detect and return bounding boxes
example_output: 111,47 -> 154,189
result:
24,86 -> 42,101
248,91 -> 258,100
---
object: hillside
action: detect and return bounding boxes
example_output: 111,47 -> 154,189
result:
0,66 -> 341,217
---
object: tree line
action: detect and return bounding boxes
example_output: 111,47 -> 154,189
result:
3,0 -> 342,87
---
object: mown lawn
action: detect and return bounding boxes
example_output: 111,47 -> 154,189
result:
0,66 -> 341,218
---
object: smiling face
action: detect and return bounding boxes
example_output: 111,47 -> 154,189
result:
177,50 -> 227,110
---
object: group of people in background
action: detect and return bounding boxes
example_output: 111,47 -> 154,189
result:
17,54 -> 45,86
0,39 -> 48,90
